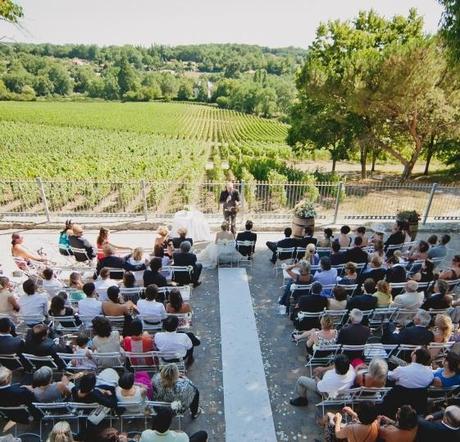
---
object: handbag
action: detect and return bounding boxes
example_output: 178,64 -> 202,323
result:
87,405 -> 110,425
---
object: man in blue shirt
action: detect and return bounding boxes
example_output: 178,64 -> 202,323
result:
313,257 -> 337,297
428,234 -> 450,260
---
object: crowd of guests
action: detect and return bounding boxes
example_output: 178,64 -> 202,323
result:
271,223 -> 460,440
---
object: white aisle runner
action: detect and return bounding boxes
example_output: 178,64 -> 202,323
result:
218,268 -> 277,442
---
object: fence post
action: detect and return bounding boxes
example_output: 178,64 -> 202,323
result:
141,179 -> 148,221
240,180 -> 245,216
36,177 -> 50,222
333,182 -> 343,225
422,183 -> 437,225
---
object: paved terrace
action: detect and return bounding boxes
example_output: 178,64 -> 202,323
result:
0,228 -> 458,442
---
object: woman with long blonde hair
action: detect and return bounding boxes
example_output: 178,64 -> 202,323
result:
303,243 -> 319,265
151,363 -> 202,418
46,421 -> 74,442
433,314 -> 454,343
154,226 -> 170,249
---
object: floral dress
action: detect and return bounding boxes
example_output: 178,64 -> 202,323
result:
151,374 -> 197,411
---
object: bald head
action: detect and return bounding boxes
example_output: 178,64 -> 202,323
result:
444,406 -> 460,428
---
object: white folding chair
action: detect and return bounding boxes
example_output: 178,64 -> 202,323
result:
305,344 -> 341,377
217,240 -> 238,267
322,309 -> 348,328
167,312 -> 193,329
104,315 -> 126,332
273,247 -> 296,276
0,353 -> 24,371
21,353 -> 60,371
32,402 -> 76,440
368,308 -> 398,328
364,343 -> 398,362
337,284 -> 358,297
52,315 -> 82,335
120,287 -> 144,303
236,240 -> 255,268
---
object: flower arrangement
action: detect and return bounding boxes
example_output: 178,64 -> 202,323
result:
294,200 -> 317,218
396,210 -> 421,223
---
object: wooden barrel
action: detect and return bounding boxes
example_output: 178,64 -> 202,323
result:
408,222 -> 418,241
292,216 -> 315,238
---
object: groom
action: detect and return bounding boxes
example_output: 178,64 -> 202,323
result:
219,182 -> 240,234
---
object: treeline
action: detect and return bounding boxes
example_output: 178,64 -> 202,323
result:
0,43 -> 303,117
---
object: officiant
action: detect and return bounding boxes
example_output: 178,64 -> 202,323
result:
219,182 -> 240,234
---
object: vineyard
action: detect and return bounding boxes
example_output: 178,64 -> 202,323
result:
0,101 -> 302,215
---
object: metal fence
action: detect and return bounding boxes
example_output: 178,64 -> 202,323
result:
0,178 -> 459,225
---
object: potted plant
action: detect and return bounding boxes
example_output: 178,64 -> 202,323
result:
292,200 -> 317,238
396,210 -> 421,241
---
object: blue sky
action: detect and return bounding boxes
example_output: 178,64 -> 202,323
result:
3,0 -> 444,48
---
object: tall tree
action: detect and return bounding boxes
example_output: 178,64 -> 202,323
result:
439,0 -> 460,62
0,0 -> 23,23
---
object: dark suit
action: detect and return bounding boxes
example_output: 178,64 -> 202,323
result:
173,252 -> 202,284
343,247 -> 368,264
359,268 -> 387,284
346,294 -> 377,312
422,294 -> 451,310
96,255 -> 125,278
172,237 -> 194,248
384,231 -> 405,256
236,231 -> 257,256
143,270 -> 167,288
267,237 -> 297,263
0,383 -> 38,423
385,265 -> 407,283
337,323 -> 370,360
24,335 -> 72,370
417,415 -> 460,442
68,235 -> 96,261
330,252 -> 346,266
382,324 -> 434,346
296,236 -> 318,248
293,295 -> 327,331
0,335 -> 25,370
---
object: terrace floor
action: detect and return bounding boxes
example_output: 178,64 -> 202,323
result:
0,228 -> 458,442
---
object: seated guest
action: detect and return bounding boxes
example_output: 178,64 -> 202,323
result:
235,220 -> 257,257
385,255 -> 407,284
0,276 -> 20,318
68,224 -> 96,261
370,231 -> 384,245
24,323 -> 72,369
96,227 -> 131,261
318,227 -> 334,247
427,234 -> 438,249
355,358 -> 388,388
377,405 -> 418,442
416,406 -> 460,441
371,239 -> 385,261
432,314 -> 454,344
313,257 -> 337,297
338,262 -> 358,285
297,226 -> 318,248
166,289 -> 192,314
439,255 -> 460,281
280,261 -> 313,315
143,258 -> 168,288
303,243 -> 320,265
151,363 -> 202,419
346,278 -> 378,312
337,225 -> 352,248
292,315 -> 337,353
42,268 -> 64,299
94,267 -> 118,301
330,241 -> 345,266
266,227 -> 297,264
0,366 -> 37,423
122,319 -> 154,355
290,354 -> 355,406
428,234 -> 450,260
373,280 -> 392,308
343,236 -> 368,264
292,282 -> 327,331
32,366 -> 71,402
407,240 -> 429,262
154,316 -> 199,365
140,406 -> 208,442
71,372 -> 118,409
96,245 -> 124,278
124,247 -> 148,283
137,284 -> 167,322
359,256 -> 386,283
19,278 -> 48,322
78,282 -> 102,321
173,241 -> 202,287
102,285 -> 138,316
115,372 -> 149,411
327,286 -> 348,310
154,226 -> 170,250
11,232 -> 47,264
337,309 -> 370,361
0,318 -> 24,367
171,227 -> 194,248
426,279 -> 454,308
388,347 -> 434,388
68,271 -> 86,301
72,334 -> 97,370
432,351 -> 460,388
391,280 -> 424,312
92,316 -> 121,354
383,309 -> 434,346
384,223 -> 406,256
327,403 -> 379,441
48,295 -> 81,328
355,226 -> 369,246
410,259 -> 435,283
120,271 -> 136,289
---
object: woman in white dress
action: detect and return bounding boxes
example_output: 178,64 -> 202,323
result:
198,222 -> 239,268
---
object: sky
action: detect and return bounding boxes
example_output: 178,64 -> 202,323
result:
2,0 -> 444,48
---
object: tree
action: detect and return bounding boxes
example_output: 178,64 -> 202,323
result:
47,64 -> 73,95
0,0 -> 23,23
117,56 -> 138,96
33,75 -> 54,96
438,0 -> 460,62
177,80 -> 193,100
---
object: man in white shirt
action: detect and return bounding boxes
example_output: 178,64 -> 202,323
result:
137,285 -> 167,323
18,279 -> 48,323
392,280 -> 424,312
78,282 -> 102,324
154,316 -> 193,361
94,267 -> 118,302
290,354 -> 356,406
42,268 -> 64,299
388,347 -> 434,389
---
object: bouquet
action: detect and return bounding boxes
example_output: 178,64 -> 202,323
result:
294,200 -> 317,218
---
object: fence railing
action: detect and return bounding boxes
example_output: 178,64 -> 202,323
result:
0,178 -> 459,225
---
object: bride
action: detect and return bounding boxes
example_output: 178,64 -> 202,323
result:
198,222 -> 240,268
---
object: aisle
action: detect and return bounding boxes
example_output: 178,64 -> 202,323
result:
218,267 -> 277,442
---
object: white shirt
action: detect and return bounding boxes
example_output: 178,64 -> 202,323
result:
78,297 -> 102,321
137,300 -> 167,322
392,291 -> 424,311
154,331 -> 192,358
140,429 -> 188,442
42,279 -> 64,299
18,293 -> 48,318
317,366 -> 356,396
94,278 -> 118,301
388,362 -> 434,388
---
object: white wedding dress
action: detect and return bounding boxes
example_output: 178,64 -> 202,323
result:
171,209 -> 213,242
198,232 -> 240,268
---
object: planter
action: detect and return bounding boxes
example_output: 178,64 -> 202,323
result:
292,215 -> 315,239
408,221 -> 419,241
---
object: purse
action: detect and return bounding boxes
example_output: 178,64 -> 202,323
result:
87,405 -> 110,425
